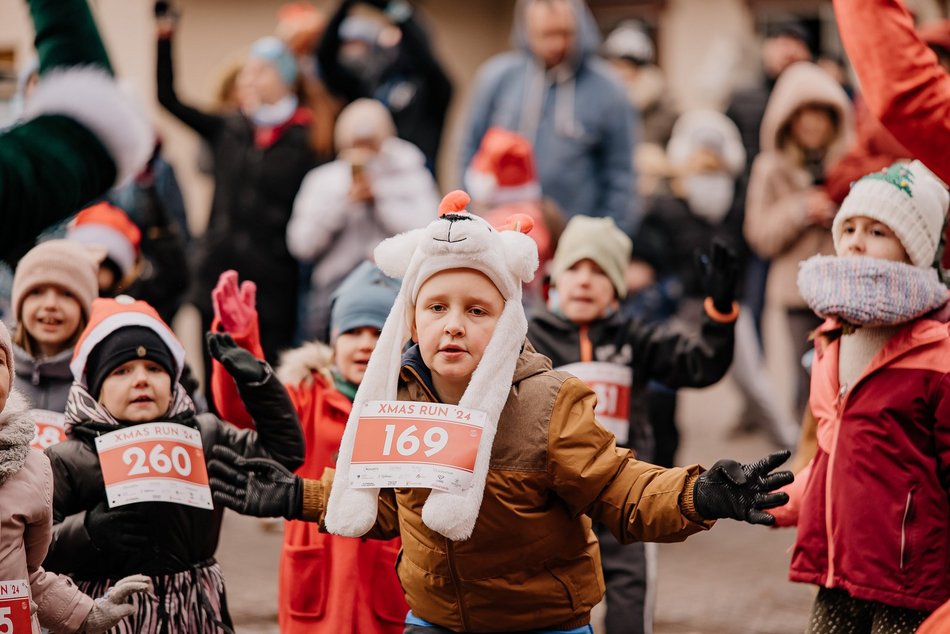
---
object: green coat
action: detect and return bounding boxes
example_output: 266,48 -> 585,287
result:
0,0 -> 148,257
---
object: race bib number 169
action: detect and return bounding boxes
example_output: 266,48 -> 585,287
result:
349,401 -> 487,494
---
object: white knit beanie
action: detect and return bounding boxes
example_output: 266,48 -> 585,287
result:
833,160 -> 950,269
324,191 -> 539,542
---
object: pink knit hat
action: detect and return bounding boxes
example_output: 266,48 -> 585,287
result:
11,239 -> 102,320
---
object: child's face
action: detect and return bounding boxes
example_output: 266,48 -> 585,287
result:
334,326 -> 381,385
790,105 -> 836,151
836,216 -> 910,263
21,284 -> 83,355
99,359 -> 172,423
411,269 -> 504,396
555,259 -> 618,325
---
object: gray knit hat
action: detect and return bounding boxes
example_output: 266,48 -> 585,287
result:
833,160 -> 949,269
550,215 -> 632,298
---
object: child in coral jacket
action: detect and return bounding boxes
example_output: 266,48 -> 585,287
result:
210,264 -> 407,634
776,160 -> 950,633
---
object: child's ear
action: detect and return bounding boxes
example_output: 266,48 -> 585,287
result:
375,229 -> 424,278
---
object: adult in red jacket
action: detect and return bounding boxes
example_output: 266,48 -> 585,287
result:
210,266 -> 407,634
833,0 -> 950,183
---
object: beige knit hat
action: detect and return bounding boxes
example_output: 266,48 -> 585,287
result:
833,160 -> 950,269
12,239 -> 102,320
550,215 -> 632,298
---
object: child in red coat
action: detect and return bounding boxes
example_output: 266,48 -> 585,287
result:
778,161 -> 950,633
210,263 -> 407,634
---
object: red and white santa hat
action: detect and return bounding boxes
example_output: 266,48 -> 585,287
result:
465,127 -> 541,206
67,202 -> 142,281
70,296 -> 185,388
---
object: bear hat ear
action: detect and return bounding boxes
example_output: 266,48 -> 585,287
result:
374,229 -> 424,278
439,190 -> 471,216
500,229 -> 539,285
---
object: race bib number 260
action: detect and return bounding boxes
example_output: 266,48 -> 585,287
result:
349,401 -> 487,494
95,422 -> 212,510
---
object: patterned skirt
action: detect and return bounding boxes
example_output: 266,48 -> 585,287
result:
76,560 -> 234,634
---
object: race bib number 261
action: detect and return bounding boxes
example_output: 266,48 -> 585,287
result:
349,401 -> 487,494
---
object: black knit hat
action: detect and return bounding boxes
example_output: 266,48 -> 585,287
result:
86,326 -> 176,398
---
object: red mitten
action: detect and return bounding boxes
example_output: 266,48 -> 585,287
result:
211,270 -> 258,336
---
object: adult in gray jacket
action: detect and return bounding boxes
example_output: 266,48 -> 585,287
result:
459,0 -> 639,235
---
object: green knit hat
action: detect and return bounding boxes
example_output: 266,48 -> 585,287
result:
550,216 -> 632,298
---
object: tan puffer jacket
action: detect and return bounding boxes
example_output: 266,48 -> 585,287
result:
308,345 -> 711,633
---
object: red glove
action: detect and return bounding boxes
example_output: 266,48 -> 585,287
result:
212,270 -> 258,336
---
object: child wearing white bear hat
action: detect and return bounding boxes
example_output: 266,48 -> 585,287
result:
208,191 -> 793,633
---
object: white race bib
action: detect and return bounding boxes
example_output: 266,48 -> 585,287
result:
349,401 -> 487,494
30,409 -> 66,450
95,422 -> 212,510
557,362 -> 632,444
0,579 -> 31,633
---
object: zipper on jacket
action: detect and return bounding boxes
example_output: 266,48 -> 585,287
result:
824,384 -> 849,588
900,490 -> 913,570
579,325 -> 593,363
444,536 -> 470,632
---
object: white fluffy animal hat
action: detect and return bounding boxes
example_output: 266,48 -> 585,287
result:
324,191 -> 539,541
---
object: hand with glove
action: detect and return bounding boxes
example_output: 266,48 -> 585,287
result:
211,270 -> 258,336
691,450 -> 794,525
82,575 -> 153,634
154,1 -> 179,39
83,501 -> 150,558
696,238 -> 739,316
207,332 -> 267,384
208,446 -> 303,520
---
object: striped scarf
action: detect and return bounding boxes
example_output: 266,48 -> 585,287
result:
798,255 -> 949,327
64,382 -> 196,436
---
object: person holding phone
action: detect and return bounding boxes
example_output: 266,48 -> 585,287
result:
287,98 -> 439,342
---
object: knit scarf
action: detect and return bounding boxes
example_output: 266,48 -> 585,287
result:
65,383 -> 196,436
0,391 -> 38,486
798,255 -> 949,327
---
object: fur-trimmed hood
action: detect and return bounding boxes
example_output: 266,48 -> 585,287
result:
0,390 -> 38,484
276,340 -> 334,386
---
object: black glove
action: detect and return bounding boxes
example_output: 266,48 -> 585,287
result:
208,446 -> 303,520
696,239 -> 739,314
84,501 -> 150,556
693,450 -> 793,526
206,332 -> 267,383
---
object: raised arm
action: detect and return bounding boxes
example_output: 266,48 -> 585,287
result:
834,0 -> 950,182
155,14 -> 225,141
207,334 -> 305,471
